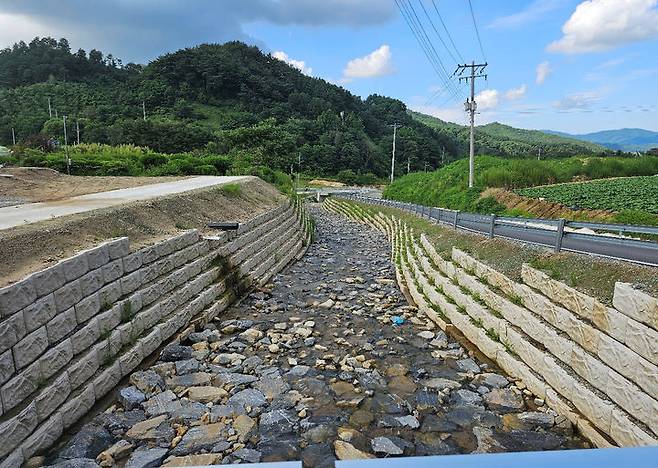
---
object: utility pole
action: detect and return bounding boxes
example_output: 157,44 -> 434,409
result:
142,101 -> 147,121
455,61 -> 487,188
11,128 -> 16,145
63,116 -> 70,175
388,123 -> 404,183
297,153 -> 301,190
538,147 -> 542,161
76,121 -> 80,145
48,98 -> 52,118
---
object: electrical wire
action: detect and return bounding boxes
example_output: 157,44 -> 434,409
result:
431,0 -> 464,63
395,0 -> 462,100
417,0 -> 458,64
402,0 -> 463,98
467,0 -> 487,61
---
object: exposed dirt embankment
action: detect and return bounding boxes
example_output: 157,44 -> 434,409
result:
0,177 -> 284,287
0,167 -> 187,206
484,187 -> 615,221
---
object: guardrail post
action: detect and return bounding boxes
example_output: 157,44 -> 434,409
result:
489,214 -> 497,239
555,218 -> 566,252
453,210 -> 460,229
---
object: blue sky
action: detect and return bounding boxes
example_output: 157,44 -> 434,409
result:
1,0 -> 657,133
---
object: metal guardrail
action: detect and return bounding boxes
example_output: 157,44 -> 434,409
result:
338,195 -> 658,266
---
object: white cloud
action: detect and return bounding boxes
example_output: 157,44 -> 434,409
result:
272,50 -> 312,75
342,44 -> 395,81
476,89 -> 500,110
411,104 -> 466,124
505,84 -> 527,100
0,13 -> 55,47
536,61 -> 552,84
596,57 -> 627,69
489,0 -> 565,29
548,0 -> 658,54
555,90 -> 602,109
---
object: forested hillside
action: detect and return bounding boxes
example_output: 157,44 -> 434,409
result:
1,37 -> 607,179
410,112 -> 607,158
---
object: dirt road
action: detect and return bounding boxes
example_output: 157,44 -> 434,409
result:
0,176 -> 250,230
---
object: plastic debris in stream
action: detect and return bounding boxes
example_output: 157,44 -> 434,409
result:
391,316 -> 405,326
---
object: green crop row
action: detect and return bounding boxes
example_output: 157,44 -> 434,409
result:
517,176 -> 658,214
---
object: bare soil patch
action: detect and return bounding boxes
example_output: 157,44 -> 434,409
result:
307,179 -> 346,188
0,177 -> 284,287
484,188 -> 614,221
0,167 -> 187,205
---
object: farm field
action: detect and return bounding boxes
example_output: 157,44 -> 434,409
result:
517,176 -> 658,214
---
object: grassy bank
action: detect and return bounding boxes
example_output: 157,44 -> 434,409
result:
383,155 -> 658,220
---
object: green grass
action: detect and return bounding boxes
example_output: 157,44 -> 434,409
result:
220,183 -> 242,198
518,176 -> 658,215
120,302 -> 135,324
383,155 -> 658,214
2,143 -> 232,177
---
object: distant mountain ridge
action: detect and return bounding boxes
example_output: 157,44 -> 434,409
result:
410,112 -> 607,158
543,128 -> 658,152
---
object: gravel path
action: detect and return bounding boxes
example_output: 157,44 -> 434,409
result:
48,206 -> 586,467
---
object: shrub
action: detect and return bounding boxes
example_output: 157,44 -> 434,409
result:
354,172 -> 379,186
220,183 -> 241,197
337,169 -> 357,185
474,196 -> 506,214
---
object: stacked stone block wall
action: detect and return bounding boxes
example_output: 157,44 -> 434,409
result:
0,199 -> 312,466
324,197 -> 657,449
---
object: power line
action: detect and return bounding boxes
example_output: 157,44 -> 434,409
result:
395,0 -> 462,100
400,0 -> 463,98
418,0 -> 459,64
406,1 -> 454,82
397,0 -> 451,87
467,0 -> 487,61
431,0 -> 464,62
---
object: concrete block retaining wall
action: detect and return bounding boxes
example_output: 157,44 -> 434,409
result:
0,199 -> 312,466
324,197 -> 658,449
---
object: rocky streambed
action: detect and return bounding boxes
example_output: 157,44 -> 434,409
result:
45,205 -> 587,467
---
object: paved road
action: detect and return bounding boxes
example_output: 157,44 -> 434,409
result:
0,176 -> 250,231
350,197 -> 658,267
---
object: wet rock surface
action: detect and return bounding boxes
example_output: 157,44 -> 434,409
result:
48,206 -> 587,466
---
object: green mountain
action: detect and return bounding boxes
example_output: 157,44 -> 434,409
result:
1,37 -> 608,179
410,112 -> 608,159
544,128 -> 658,152
0,38 -> 462,178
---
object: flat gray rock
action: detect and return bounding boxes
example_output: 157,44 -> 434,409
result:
228,388 -> 267,408
125,447 -> 168,468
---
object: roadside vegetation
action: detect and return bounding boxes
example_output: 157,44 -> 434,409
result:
1,142 -> 295,194
383,155 -> 658,224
